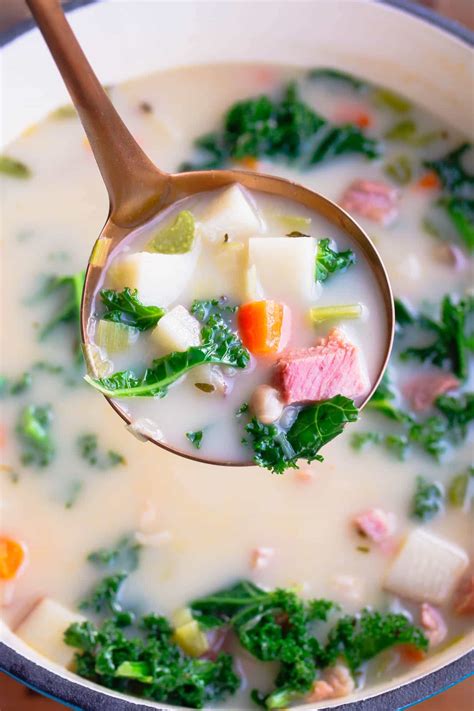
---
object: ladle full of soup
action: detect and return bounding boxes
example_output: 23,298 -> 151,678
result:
26,0 -> 393,468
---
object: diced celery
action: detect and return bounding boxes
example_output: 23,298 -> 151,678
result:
172,606 -> 194,628
276,214 -> 312,233
95,320 -> 139,353
310,303 -> 362,324
149,210 -> 195,254
373,88 -> 411,113
384,155 -> 412,185
173,619 -> 209,657
448,467 -> 474,509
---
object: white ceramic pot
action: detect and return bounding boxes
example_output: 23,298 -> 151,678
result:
0,1 -> 473,709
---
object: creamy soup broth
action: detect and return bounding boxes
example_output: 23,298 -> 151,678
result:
1,64 -> 472,709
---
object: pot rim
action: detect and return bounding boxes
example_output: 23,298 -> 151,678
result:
0,1 -> 472,710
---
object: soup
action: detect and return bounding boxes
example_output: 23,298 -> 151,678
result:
86,183 -> 387,466
1,64 -> 472,710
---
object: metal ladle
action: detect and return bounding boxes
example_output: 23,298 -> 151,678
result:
27,0 -> 394,466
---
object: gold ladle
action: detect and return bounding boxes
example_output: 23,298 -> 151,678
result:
26,0 -> 394,466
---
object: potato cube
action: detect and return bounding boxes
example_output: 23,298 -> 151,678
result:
384,528 -> 469,604
15,597 -> 86,667
200,184 -> 265,242
151,305 -> 201,353
108,248 -> 199,308
173,619 -> 209,657
248,236 -> 317,304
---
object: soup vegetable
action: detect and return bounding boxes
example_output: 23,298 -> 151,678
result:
1,65 -> 473,710
86,183 -> 387,469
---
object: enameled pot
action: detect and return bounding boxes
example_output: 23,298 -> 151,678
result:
1,1 -> 473,709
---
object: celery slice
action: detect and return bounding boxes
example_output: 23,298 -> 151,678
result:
149,210 -> 195,254
310,303 -> 362,324
95,320 -> 139,353
277,214 -> 312,233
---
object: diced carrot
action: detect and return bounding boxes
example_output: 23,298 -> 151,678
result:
416,171 -> 440,190
237,300 -> 291,356
0,537 -> 27,580
237,156 -> 260,171
333,105 -> 373,129
398,644 -> 427,663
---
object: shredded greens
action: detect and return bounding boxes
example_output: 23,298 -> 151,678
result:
411,475 -> 444,522
16,404 -> 55,467
315,238 -> 356,283
100,288 -> 165,331
77,433 -> 125,469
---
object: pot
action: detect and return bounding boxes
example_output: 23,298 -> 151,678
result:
0,1 -> 473,709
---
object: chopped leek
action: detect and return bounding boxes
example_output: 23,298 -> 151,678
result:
149,210 -> 195,254
310,303 -> 363,324
373,89 -> 411,113
384,155 -> 412,185
95,320 -> 139,354
0,155 -> 31,179
276,214 -> 312,233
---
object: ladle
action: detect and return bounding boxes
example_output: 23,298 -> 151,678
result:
26,0 -> 394,466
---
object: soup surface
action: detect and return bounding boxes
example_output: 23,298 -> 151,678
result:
87,183 -> 386,464
1,64 -> 473,710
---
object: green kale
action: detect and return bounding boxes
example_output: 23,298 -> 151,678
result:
244,396 -> 358,474
424,143 -> 474,251
435,392 -> 474,438
180,82 -> 380,171
186,430 -> 204,449
411,475 -> 444,522
65,608 -> 239,708
0,154 -> 31,178
87,535 -> 142,572
315,239 -> 356,282
351,431 -> 383,451
0,371 -> 33,397
85,315 -> 249,398
37,271 -> 85,362
100,288 -> 165,331
324,609 -> 428,675
394,297 -> 416,335
190,296 -> 237,323
400,294 -> 473,380
79,572 -> 128,614
308,67 -> 367,90
16,404 -> 55,467
77,433 -> 125,469
365,372 -> 409,423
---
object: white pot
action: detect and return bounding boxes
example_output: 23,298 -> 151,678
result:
0,1 -> 472,709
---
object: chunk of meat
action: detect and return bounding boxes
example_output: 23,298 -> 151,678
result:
403,371 -> 459,412
341,179 -> 399,226
307,663 -> 355,702
353,508 -> 396,543
274,328 -> 370,405
420,602 -> 447,647
453,571 -> 474,615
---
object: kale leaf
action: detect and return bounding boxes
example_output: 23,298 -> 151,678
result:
16,404 -> 55,467
100,288 -> 165,331
79,572 -> 128,614
186,430 -> 204,449
400,294 -> 473,380
411,475 -> 444,522
180,82 -> 380,171
77,433 -> 125,469
434,392 -> 474,438
190,296 -> 237,323
87,535 -> 141,572
36,271 -> 85,362
308,67 -> 367,90
424,143 -> 474,251
85,315 -> 249,398
244,396 -> 358,474
315,238 -> 356,282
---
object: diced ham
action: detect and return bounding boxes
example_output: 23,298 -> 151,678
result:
403,371 -> 459,412
295,468 -> 314,483
353,508 -> 397,543
250,547 -> 274,570
453,571 -> 474,615
307,664 -> 355,702
420,602 -> 447,647
341,179 -> 399,226
274,328 -> 370,405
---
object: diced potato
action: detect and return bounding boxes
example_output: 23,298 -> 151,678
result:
384,528 -> 469,604
199,184 -> 265,243
15,597 -> 86,667
95,320 -> 139,353
245,264 -> 265,302
108,248 -> 199,308
248,237 -> 317,304
173,619 -> 209,657
151,305 -> 200,353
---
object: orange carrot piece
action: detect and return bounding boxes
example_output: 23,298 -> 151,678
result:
398,644 -> 427,663
333,105 -> 373,129
416,171 -> 440,190
0,537 -> 27,580
237,156 -> 259,171
237,300 -> 291,356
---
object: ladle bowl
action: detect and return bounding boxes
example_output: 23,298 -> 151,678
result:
26,0 -> 394,467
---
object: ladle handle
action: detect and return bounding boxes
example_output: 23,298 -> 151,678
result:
25,0 -> 170,226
